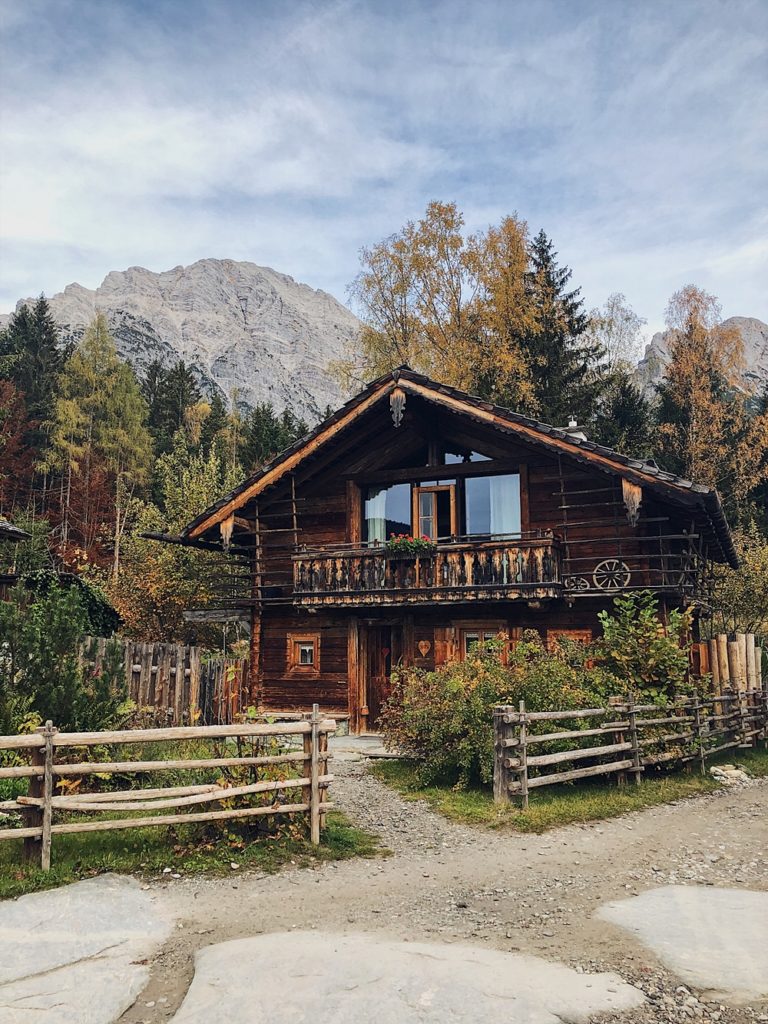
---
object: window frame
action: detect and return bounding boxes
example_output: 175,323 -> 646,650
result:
287,632 -> 321,676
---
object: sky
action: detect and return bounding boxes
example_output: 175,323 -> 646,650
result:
0,0 -> 766,340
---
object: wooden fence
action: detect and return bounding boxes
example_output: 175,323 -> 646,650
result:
0,705 -> 334,871
81,637 -> 249,725
691,631 -> 764,691
493,689 -> 768,808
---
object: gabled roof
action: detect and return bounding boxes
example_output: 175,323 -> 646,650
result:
177,367 -> 739,567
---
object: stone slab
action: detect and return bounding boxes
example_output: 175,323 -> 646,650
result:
0,874 -> 173,1024
171,931 -> 644,1024
597,885 -> 768,1004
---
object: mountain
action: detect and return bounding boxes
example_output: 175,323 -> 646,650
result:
1,259 -> 361,420
636,316 -> 768,396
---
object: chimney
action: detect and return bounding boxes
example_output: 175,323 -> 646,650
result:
563,416 -> 588,442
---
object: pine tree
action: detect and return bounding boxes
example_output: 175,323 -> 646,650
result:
200,390 -> 228,454
521,231 -> 606,425
593,373 -> 653,457
0,296 -> 69,450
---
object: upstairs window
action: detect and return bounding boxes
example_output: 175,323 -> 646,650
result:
465,473 -> 520,537
364,483 -> 411,543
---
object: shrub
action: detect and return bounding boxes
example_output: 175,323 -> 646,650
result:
595,591 -> 693,702
0,581 -> 128,732
381,634 -> 613,787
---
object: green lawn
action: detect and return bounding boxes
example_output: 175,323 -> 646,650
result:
370,747 -> 768,834
0,810 -> 382,900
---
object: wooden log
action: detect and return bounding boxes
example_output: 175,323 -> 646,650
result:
516,700 -> 529,808
51,721 -> 326,746
46,802 -> 334,836
19,775 -> 333,813
48,783 -> 220,803
310,704 -> 321,845
728,641 -> 743,691
746,634 -> 757,690
493,706 -> 515,804
40,722 -> 56,870
709,639 -> 720,692
0,734 -> 45,750
0,825 -> 43,841
518,708 -> 608,722
736,634 -> 747,689
0,764 -> 43,779
526,741 -> 633,768
524,724 -> 628,746
717,634 -> 730,687
53,751 -> 308,776
525,759 -> 634,788
635,715 -> 694,728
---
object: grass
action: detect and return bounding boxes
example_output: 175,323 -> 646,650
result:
370,747 -> 768,834
0,810 -> 382,900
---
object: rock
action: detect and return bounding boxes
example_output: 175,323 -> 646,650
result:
0,874 -> 174,1024
170,932 -> 645,1023
596,885 -> 768,1004
1,258 -> 361,421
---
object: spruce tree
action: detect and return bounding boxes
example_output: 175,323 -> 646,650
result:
593,373 -> 653,457
0,296 -> 68,449
200,391 -> 228,454
521,231 -> 606,425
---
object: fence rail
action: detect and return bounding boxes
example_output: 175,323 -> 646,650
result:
493,689 -> 768,807
0,704 -> 334,871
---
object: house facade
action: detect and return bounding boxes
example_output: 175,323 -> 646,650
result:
164,369 -> 738,733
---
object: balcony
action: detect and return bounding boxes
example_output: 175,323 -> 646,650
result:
292,535 -> 563,607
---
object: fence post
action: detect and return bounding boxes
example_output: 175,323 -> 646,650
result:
626,696 -> 642,785
493,705 -> 514,804
22,741 -> 44,864
609,696 -> 627,785
516,700 -> 529,810
318,725 -> 329,832
309,703 -> 321,845
691,695 -> 706,775
40,721 -> 56,871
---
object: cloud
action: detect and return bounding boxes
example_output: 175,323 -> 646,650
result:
0,0 -> 766,333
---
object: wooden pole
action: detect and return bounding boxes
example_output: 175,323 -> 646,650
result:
717,634 -> 730,688
626,696 -> 642,785
39,721 -> 56,871
746,633 -> 757,691
736,633 -> 747,690
727,640 -> 742,692
709,638 -> 720,694
493,706 -> 513,804
310,703 -> 321,845
22,741 -> 44,864
517,700 -> 529,809
691,696 -> 706,775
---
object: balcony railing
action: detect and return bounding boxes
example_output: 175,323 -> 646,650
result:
292,535 -> 563,606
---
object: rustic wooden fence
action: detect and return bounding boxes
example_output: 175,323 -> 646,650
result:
493,688 -> 768,808
691,631 -> 764,691
81,636 -> 249,725
0,705 -> 334,871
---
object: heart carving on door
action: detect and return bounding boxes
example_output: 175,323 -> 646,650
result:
417,640 -> 431,657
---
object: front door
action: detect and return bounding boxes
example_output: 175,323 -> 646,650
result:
364,625 -> 392,732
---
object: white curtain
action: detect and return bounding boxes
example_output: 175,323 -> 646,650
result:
366,488 -> 387,543
489,474 -> 521,537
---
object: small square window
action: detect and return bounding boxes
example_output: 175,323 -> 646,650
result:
288,633 -> 320,674
297,642 -> 315,666
463,630 -> 498,656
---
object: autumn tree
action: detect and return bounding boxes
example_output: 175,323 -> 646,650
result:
586,292 -> 646,372
43,314 -> 153,575
341,201 -> 536,410
654,285 -> 768,522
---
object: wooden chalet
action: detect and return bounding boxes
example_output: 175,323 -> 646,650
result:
158,368 -> 738,733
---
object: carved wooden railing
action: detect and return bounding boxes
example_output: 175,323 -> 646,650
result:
292,536 -> 563,606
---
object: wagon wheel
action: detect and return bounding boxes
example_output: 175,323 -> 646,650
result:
592,559 -> 631,590
564,575 -> 590,591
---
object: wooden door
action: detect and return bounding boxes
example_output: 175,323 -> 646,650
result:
365,625 -> 392,732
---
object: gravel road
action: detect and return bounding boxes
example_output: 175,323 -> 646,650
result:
119,759 -> 768,1024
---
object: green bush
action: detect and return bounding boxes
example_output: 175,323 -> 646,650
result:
0,581 -> 128,733
381,634 -> 612,788
595,591 -> 693,702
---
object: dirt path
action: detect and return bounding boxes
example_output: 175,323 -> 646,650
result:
120,762 -> 768,1024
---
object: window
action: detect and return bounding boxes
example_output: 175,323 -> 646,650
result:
288,634 -> 320,674
456,622 -> 508,662
365,483 -> 411,543
465,473 -> 520,537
